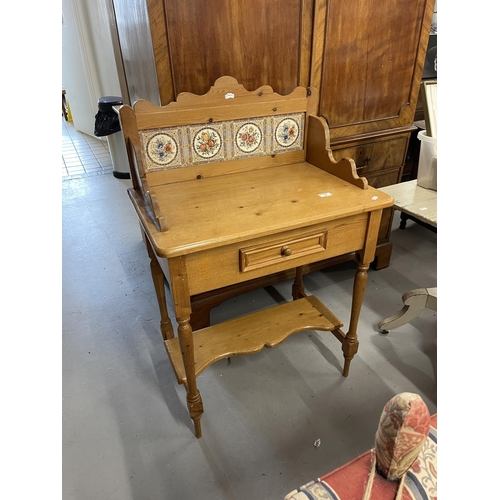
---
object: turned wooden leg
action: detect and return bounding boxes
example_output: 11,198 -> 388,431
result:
340,209 -> 383,376
342,262 -> 369,377
292,266 -> 306,300
144,236 -> 174,340
177,317 -> 204,437
169,257 -> 204,437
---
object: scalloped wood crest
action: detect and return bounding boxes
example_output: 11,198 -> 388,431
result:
132,76 -> 317,115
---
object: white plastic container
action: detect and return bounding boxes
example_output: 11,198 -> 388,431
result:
417,130 -> 437,191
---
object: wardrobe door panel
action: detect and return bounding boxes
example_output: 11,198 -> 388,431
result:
113,0 -> 161,104
317,0 -> 433,139
153,0 -> 312,102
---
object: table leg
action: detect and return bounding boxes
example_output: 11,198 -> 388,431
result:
373,242 -> 393,270
342,262 -> 369,377
342,210 -> 382,376
190,303 -> 212,331
292,266 -> 306,300
144,235 -> 174,340
177,316 -> 204,437
169,256 -> 204,438
400,212 -> 409,229
378,287 -> 437,333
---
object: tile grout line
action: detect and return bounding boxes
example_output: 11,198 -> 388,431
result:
62,117 -> 113,179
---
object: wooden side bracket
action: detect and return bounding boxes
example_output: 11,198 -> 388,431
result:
145,189 -> 167,232
306,115 -> 368,190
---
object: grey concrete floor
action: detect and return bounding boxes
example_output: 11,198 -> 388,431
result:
62,172 -> 437,500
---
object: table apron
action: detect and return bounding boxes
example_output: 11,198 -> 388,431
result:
182,214 -> 369,296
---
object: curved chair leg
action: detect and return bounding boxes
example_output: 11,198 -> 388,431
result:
378,287 -> 437,333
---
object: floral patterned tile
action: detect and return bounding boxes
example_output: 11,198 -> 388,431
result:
188,123 -> 226,165
140,128 -> 183,171
138,113 -> 305,173
232,118 -> 266,159
272,114 -> 304,154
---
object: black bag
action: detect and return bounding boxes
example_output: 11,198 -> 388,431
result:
94,110 -> 121,137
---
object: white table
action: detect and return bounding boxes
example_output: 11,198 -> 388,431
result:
377,180 -> 437,332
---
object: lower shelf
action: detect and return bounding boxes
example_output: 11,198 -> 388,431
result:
165,295 -> 343,385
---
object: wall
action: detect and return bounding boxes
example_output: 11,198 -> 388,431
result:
62,0 -> 125,136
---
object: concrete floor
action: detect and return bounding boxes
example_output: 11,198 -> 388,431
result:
62,169 -> 437,500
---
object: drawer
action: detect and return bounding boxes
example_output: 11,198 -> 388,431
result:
330,137 -> 407,175
185,214 -> 369,295
239,230 -> 328,272
365,169 -> 401,189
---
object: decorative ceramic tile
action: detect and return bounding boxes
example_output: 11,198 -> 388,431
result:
272,113 -> 305,153
138,113 -> 306,172
232,118 -> 266,159
189,123 -> 226,164
139,128 -> 183,172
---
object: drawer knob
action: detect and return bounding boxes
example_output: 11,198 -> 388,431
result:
281,246 -> 293,257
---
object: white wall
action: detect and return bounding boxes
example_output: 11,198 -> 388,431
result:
62,0 -> 123,137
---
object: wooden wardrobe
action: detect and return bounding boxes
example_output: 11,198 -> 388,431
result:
111,0 -> 435,327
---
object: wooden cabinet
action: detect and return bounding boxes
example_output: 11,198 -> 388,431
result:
142,0 -> 434,138
313,0 -> 430,139
111,0 -> 434,324
330,137 -> 408,181
148,0 -> 314,103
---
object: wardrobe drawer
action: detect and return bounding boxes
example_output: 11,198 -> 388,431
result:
330,137 -> 407,175
365,170 -> 401,189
